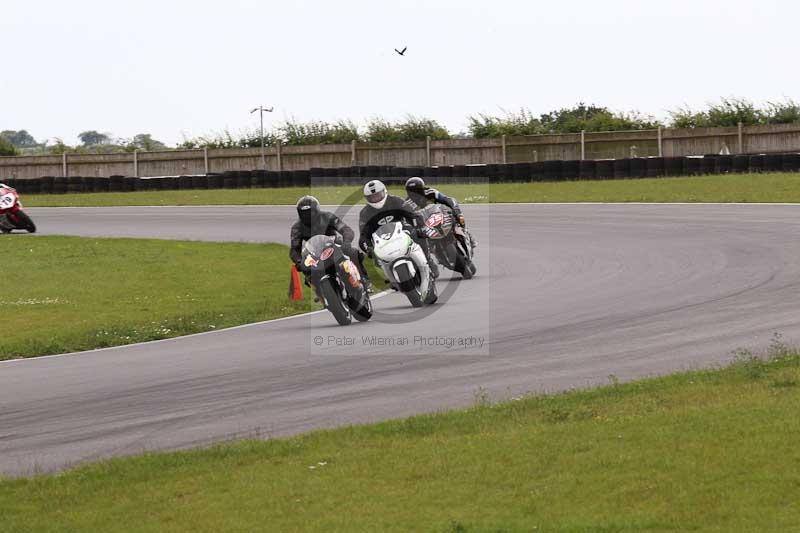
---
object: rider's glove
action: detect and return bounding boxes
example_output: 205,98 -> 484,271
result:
457,214 -> 465,226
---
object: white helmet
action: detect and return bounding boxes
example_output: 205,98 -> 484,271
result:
363,180 -> 388,208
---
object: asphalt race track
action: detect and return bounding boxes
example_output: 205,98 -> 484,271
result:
3,204 -> 800,476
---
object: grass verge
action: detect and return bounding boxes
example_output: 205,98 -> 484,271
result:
23,172 -> 800,207
1,236 -> 321,360
1,347 -> 799,531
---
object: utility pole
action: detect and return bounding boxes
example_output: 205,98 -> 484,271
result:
250,105 -> 274,170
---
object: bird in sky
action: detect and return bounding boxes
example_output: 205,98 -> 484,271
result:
394,46 -> 407,56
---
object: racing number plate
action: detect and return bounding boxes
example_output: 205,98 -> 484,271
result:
425,212 -> 444,227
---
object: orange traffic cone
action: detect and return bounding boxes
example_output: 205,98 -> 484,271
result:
289,264 -> 304,301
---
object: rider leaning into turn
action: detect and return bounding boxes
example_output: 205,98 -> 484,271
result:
358,179 -> 440,279
403,176 -> 476,248
290,195 -> 372,290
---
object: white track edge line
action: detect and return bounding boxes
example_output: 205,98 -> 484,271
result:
0,290 -> 394,365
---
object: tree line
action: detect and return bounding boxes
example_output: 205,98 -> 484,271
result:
2,98 -> 799,156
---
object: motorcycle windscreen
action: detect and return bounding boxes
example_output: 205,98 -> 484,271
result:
303,234 -> 335,258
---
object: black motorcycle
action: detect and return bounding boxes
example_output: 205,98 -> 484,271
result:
301,235 -> 373,326
418,204 -> 476,279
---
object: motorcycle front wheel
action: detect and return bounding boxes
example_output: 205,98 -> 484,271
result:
16,211 -> 36,233
321,279 -> 352,326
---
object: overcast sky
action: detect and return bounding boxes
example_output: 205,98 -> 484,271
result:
2,0 -> 798,146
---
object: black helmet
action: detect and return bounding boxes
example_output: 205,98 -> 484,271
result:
405,177 -> 426,196
296,195 -> 320,226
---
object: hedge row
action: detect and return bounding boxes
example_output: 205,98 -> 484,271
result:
4,153 -> 800,194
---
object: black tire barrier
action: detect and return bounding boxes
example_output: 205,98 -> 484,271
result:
714,155 -> 733,174
39,176 -> 55,194
292,170 -> 311,187
733,155 -> 750,173
438,165 -> 454,179
765,154 -> 783,172
123,177 -> 139,192
561,160 -> 580,181
612,158 -> 630,179
452,165 -> 467,178
662,157 -> 684,176
684,157 -> 702,176
259,171 -> 275,188
527,161 -> 543,181
24,152 -> 800,197
67,176 -> 85,194
782,153 -> 800,173
222,171 -> 237,189
646,157 -> 665,178
543,160 -> 562,181
252,170 -> 267,188
5,178 -> 18,191
192,175 -> 209,189
748,154 -> 765,173
109,175 -> 125,192
700,156 -> 716,175
467,164 -> 487,183
484,164 -> 500,180
236,171 -> 252,188
510,163 -> 530,182
578,160 -> 596,180
54,177 -> 69,194
629,158 -> 647,178
595,160 -> 615,179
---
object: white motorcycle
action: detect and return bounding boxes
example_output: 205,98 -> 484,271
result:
372,222 -> 438,307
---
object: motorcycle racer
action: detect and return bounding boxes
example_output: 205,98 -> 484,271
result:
358,180 -> 439,279
404,176 -> 476,248
290,195 -> 372,290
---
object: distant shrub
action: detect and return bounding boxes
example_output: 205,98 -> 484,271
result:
0,135 -> 17,156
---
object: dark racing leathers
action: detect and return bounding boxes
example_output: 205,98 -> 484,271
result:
358,194 -> 438,276
405,187 -> 475,249
404,188 -> 462,219
290,211 -> 369,281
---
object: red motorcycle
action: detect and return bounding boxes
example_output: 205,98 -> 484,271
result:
0,184 -> 36,233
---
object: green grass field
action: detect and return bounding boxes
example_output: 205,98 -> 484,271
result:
23,172 -> 800,207
2,348 -> 798,532
1,236 -> 321,360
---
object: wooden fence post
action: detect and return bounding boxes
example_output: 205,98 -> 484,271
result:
738,122 -> 743,154
580,130 -> 585,160
501,135 -> 507,164
657,126 -> 663,157
426,136 -> 431,167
